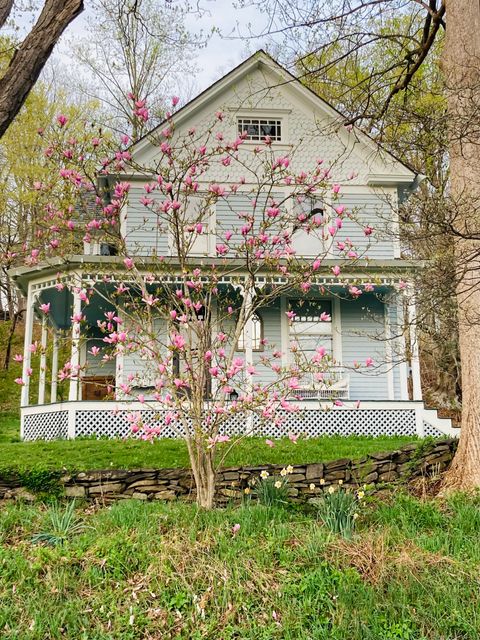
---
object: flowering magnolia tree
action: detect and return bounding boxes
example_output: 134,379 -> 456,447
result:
19,101 -> 380,508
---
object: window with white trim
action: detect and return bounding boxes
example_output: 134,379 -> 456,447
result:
289,299 -> 333,357
237,312 -> 263,351
237,117 -> 282,142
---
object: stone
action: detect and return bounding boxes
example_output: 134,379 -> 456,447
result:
154,490 -> 178,501
88,482 -> 124,494
362,471 -> 378,483
128,479 -> 166,489
305,463 -> 324,480
377,462 -> 397,473
368,452 -> 392,461
222,472 -> 240,481
325,458 -> 351,470
285,473 -> 305,483
378,471 -> 398,483
12,489 -> 35,502
219,488 -> 243,498
65,485 -> 86,498
324,470 -> 346,481
125,484 -> 166,494
132,492 -> 148,500
424,452 -> 453,465
287,488 -> 299,497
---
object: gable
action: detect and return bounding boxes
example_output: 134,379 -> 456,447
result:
131,51 -> 416,188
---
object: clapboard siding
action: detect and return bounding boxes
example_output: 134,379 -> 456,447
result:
335,193 -> 396,259
124,185 -> 169,256
85,339 -> 115,376
252,300 -> 282,385
122,317 -> 168,387
340,296 -> 389,400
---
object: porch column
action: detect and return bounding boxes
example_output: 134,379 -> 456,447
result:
68,280 -> 82,402
38,315 -> 48,404
20,284 -> 35,407
406,286 -> 422,401
243,287 -> 254,433
51,331 -> 59,403
210,299 -> 219,398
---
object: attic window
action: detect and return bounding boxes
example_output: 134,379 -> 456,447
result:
238,117 -> 282,142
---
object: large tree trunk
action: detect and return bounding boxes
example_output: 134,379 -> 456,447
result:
0,0 -> 84,139
442,0 -> 480,490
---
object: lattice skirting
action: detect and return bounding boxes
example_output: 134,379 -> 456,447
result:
22,407 -> 428,440
23,411 -> 69,441
423,421 -> 444,438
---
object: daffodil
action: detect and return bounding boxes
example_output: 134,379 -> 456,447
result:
280,468 -> 288,477
328,486 -> 335,494
244,487 -> 251,495
286,465 -> 294,474
274,481 -> 282,489
320,478 -> 325,485
338,479 -> 343,486
260,470 -> 269,479
357,490 -> 365,499
309,483 -> 315,491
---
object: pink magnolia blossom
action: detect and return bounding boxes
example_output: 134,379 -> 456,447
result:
13,354 -> 23,363
124,257 -> 134,270
366,357 -> 374,367
14,377 -> 24,385
57,114 -> 68,127
265,439 -> 275,448
331,265 -> 341,277
39,303 -> 50,314
231,523 -> 241,536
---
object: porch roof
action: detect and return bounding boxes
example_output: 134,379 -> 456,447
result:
8,255 -> 424,296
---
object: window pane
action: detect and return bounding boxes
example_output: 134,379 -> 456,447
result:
238,118 -> 282,141
289,299 -> 332,322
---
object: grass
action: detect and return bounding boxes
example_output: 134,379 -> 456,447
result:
0,413 -> 416,473
1,492 -> 480,639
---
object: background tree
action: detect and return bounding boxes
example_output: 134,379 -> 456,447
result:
71,0 -> 204,140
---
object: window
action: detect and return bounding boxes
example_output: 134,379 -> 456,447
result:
237,313 -> 263,351
288,299 -> 333,357
237,118 -> 282,142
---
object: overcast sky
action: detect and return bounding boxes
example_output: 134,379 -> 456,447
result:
56,0 -> 272,97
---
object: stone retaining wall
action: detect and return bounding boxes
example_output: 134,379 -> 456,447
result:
0,439 -> 457,504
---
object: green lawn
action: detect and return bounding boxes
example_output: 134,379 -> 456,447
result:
0,413 -> 416,472
1,493 -> 480,639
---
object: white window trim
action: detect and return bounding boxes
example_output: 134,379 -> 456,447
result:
229,108 -> 291,146
168,198 -> 216,258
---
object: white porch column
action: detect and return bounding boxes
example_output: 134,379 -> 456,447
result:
210,298 -> 219,398
244,287 -> 254,433
69,279 -> 82,402
20,284 -> 35,408
406,286 -> 422,401
384,300 -> 395,401
51,331 -> 59,403
38,316 -> 48,404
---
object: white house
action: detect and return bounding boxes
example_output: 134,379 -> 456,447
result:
9,51 -> 455,440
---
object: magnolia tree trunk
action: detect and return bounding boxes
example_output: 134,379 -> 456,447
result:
188,439 -> 216,510
442,0 -> 480,489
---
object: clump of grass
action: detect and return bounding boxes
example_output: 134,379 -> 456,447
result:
315,484 -> 362,539
31,500 -> 87,546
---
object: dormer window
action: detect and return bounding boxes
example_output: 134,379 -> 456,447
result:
238,117 -> 282,142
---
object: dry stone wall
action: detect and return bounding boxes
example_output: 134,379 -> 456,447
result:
0,439 -> 457,504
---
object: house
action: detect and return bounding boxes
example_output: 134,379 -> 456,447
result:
9,50 -> 455,441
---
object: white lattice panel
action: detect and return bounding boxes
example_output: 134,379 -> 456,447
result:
21,407 -> 418,440
23,411 -> 69,441
423,421 -> 444,438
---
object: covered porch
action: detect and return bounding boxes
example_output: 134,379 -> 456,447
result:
9,257 -> 440,441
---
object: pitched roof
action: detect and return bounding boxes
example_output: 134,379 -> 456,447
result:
130,49 -> 417,181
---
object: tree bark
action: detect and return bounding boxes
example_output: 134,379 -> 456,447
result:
442,0 -> 480,490
189,440 -> 216,509
0,0 -> 84,139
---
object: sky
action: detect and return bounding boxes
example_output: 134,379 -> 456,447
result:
57,0 -> 272,97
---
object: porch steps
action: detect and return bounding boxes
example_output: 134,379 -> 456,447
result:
421,407 -> 458,438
